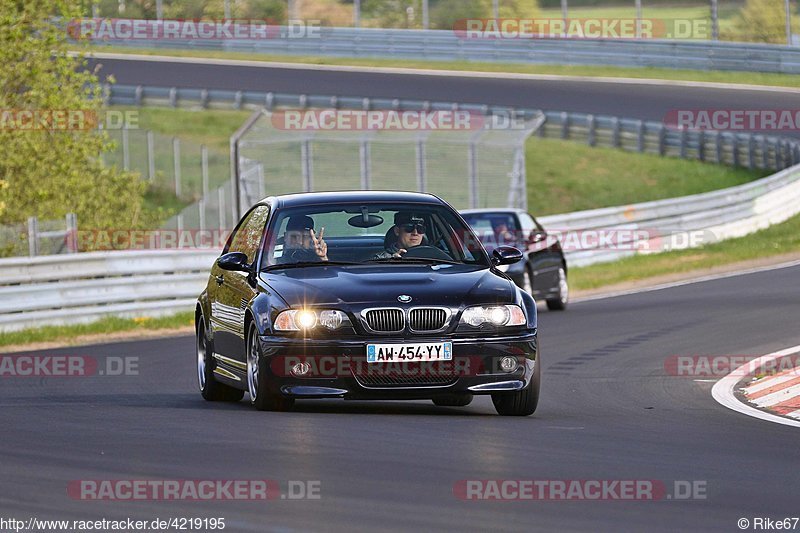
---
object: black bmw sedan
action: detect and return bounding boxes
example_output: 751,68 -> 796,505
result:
461,208 -> 569,311
196,191 -> 540,416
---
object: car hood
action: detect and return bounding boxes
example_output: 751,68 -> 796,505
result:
260,264 -> 515,308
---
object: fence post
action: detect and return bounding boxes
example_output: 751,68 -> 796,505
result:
714,131 -> 722,163
218,188 -> 226,231
27,216 -> 39,257
679,128 -> 688,159
697,131 -> 706,162
658,125 -> 667,156
747,135 -> 755,169
169,87 -> 178,107
147,130 -> 155,181
173,137 -> 182,198
731,135 -> 740,167
201,144 -> 210,198
360,140 -> 371,190
587,115 -> 596,147
122,127 -> 130,171
468,142 -> 478,209
65,213 -> 78,253
416,139 -> 426,192
301,140 -> 313,192
560,111 -> 569,140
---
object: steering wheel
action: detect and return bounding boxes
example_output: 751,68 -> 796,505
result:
403,245 -> 453,261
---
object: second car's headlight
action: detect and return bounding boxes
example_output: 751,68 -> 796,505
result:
274,309 -> 349,332
460,305 -> 526,327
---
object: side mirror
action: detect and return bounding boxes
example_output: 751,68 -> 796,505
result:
492,246 -> 523,266
217,251 -> 250,273
529,230 -> 547,243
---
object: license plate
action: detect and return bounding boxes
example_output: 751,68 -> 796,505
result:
367,342 -> 453,363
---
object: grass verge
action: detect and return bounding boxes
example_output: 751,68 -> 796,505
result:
83,45 -> 800,89
570,212 -> 800,291
0,312 -> 194,350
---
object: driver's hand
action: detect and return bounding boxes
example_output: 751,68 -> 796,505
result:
392,248 -> 407,259
310,228 -> 328,261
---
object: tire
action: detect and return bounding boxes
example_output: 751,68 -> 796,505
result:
432,393 -> 473,407
246,323 -> 295,412
491,362 -> 540,416
196,319 -> 244,402
546,266 -> 569,311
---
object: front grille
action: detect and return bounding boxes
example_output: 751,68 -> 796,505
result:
409,308 -> 448,331
351,360 -> 459,388
364,308 -> 404,332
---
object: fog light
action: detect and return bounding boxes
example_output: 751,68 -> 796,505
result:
499,356 -> 517,373
291,362 -> 312,377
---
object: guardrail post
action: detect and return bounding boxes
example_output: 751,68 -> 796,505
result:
27,216 -> 39,257
758,137 -> 767,169
169,87 -> 177,108
200,89 -> 209,109
658,125 -> 667,156
611,117 -> 621,148
65,213 -> 78,253
587,115 -> 596,147
679,128 -> 688,159
265,92 -> 274,110
731,135 -> 740,167
147,130 -> 155,181
747,135 -> 755,169
697,131 -> 706,161
416,139 -> 426,192
636,121 -> 645,152
173,137 -> 182,197
560,112 -> 569,140
714,131 -> 722,163
234,91 -> 243,110
359,140 -> 371,190
134,85 -> 143,106
793,143 -> 800,166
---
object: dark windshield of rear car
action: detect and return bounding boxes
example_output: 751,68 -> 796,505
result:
461,212 -> 521,252
261,203 -> 489,269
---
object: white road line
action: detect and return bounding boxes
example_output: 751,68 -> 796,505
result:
712,344 -> 800,428
79,51 -> 800,94
745,372 -> 800,395
752,382 -> 800,407
573,259 -> 800,304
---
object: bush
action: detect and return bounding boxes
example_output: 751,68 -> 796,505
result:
725,0 -> 799,44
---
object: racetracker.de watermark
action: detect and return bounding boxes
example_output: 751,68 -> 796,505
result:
453,18 -> 709,39
664,355 -> 800,377
270,110 -> 528,131
454,479 -> 707,500
68,480 -> 321,501
0,109 -> 138,131
0,355 -> 138,377
665,109 -> 800,132
67,18 -> 321,40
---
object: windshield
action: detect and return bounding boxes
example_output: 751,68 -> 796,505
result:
261,203 -> 489,269
461,212 -> 521,252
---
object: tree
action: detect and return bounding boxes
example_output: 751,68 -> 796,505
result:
0,0 -> 145,234
726,0 -> 799,44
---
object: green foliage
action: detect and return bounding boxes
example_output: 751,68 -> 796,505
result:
725,0 -> 799,44
0,0 -> 145,232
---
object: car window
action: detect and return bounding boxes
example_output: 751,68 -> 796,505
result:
263,203 -> 487,267
462,212 -> 521,250
225,205 -> 270,264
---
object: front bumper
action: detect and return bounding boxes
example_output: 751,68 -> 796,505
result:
258,332 -> 538,400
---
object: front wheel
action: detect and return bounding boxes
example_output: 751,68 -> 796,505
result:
246,323 -> 294,412
197,320 -> 244,402
491,363 -> 540,416
546,267 -> 569,311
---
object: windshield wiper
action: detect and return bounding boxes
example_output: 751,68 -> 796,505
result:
366,257 -> 461,265
263,261 -> 360,271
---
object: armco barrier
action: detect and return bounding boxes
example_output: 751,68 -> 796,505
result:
84,23 -> 800,74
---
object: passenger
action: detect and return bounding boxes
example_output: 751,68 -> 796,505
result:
373,212 -> 426,259
278,215 -> 328,263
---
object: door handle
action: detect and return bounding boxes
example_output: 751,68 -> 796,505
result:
215,275 -> 225,285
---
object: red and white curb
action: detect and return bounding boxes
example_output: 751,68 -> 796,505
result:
712,344 -> 800,428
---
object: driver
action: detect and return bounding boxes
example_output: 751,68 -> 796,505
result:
277,215 -> 328,264
373,212 -> 426,259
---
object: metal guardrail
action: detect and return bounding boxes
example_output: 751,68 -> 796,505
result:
89,23 -> 800,73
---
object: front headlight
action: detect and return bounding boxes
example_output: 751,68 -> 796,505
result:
460,305 -> 526,328
274,309 -> 350,332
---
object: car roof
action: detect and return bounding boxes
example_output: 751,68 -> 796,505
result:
460,208 -> 526,215
264,190 -> 447,209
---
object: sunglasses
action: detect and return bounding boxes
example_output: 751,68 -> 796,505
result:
399,223 -> 426,234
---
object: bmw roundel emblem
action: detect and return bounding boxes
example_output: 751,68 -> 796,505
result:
397,295 -> 413,303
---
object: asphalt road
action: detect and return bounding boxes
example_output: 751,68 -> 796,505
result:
2,263 -> 799,531
88,56 -> 800,133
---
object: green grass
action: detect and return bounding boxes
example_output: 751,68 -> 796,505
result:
571,212 -> 800,291
525,138 -> 769,215
0,312 -> 194,349
80,45 -> 800,89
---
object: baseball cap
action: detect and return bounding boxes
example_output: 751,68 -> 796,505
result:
286,215 -> 315,232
